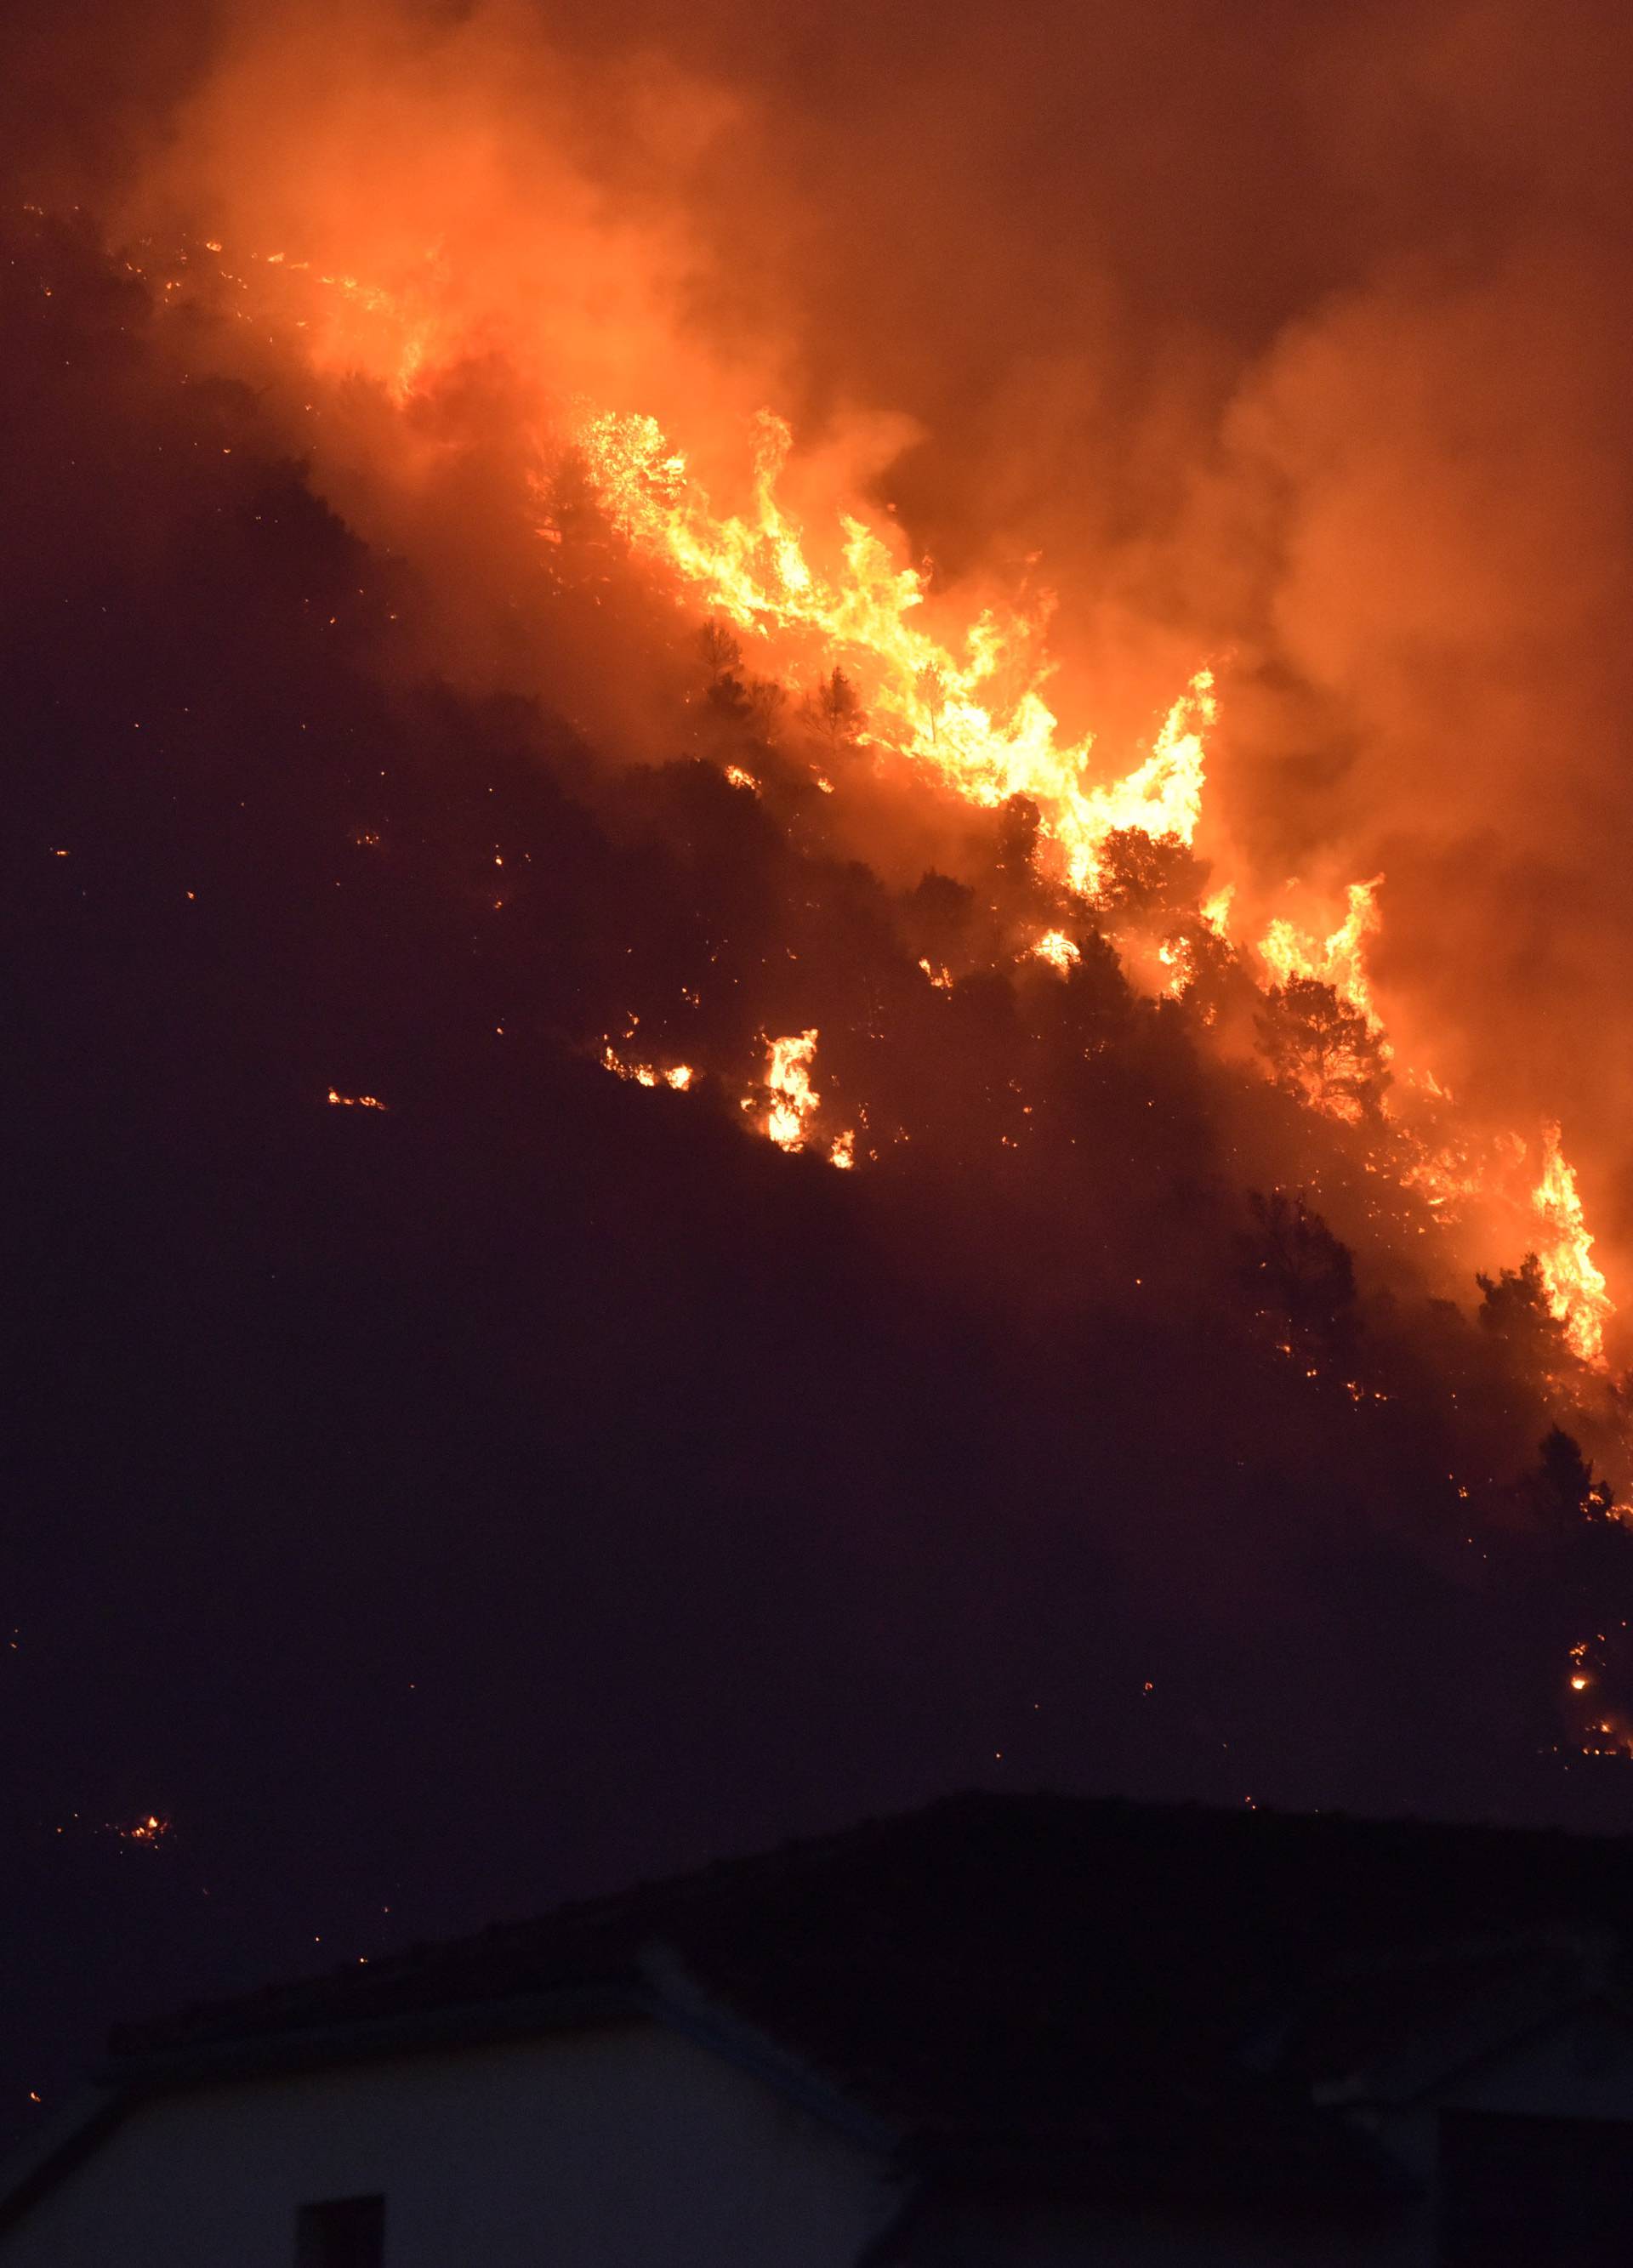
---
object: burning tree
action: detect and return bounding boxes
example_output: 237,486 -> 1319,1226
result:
745,678 -> 787,741
914,663 -> 947,745
805,665 -> 865,753
1476,1252 -> 1574,1376
697,620 -> 755,732
1091,827 -> 1209,919
1255,975 -> 1391,1123
699,620 -> 743,680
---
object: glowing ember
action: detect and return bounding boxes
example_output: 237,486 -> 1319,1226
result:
327,1088 -> 387,1111
114,1813 -> 171,1845
1532,1123 -> 1613,1364
1401,1143 -> 1488,1218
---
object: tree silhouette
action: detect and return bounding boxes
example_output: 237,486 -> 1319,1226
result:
1256,976 -> 1391,1122
538,448 -> 609,550
906,869 -> 976,964
705,673 -> 751,727
699,620 -> 743,679
805,665 -> 865,753
914,663 -> 948,746
1506,1429 -> 1633,1750
1093,828 -> 1208,918
1529,1426 -> 1616,1536
1237,1189 -> 1357,1356
1476,1252 -> 1572,1373
993,794 -> 1042,884
745,679 -> 786,740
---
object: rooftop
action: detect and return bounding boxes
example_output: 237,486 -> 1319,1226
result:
100,1791 -> 1633,2214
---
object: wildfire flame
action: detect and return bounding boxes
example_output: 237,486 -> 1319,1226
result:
1259,877 -> 1385,1026
134,234 -> 1622,1372
764,1029 -> 820,1152
1199,884 -> 1234,937
578,408 -> 1215,896
602,1046 -> 694,1091
1156,936 -> 1193,997
1533,1123 -> 1613,1365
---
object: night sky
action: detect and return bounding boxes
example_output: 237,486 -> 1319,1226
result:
6,0 -> 1633,2140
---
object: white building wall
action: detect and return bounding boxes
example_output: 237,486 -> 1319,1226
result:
15,2002 -> 1633,2267
0,2019 -> 899,2268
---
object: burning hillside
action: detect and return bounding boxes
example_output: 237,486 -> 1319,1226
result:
5,0 -> 1633,2136
103,210 -> 1624,1392
11,193 -> 1633,1730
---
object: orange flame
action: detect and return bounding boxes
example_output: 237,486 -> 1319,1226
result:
764,1030 -> 820,1151
1156,936 -> 1193,997
1259,876 -> 1385,1026
1199,884 -> 1234,937
1533,1123 -> 1613,1364
578,408 -> 1215,895
145,239 -> 1624,1367
602,1045 -> 693,1091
